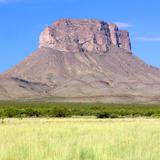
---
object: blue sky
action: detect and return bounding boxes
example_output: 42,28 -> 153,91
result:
0,0 -> 160,73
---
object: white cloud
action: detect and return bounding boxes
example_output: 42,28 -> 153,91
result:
115,22 -> 133,28
137,37 -> 160,41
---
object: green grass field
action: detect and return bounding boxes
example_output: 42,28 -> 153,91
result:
0,118 -> 160,160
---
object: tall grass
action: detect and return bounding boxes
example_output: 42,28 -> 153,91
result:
0,118 -> 159,160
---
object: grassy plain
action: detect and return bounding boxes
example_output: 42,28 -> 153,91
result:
0,118 -> 160,160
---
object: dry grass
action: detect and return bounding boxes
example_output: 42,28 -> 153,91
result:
0,118 -> 160,160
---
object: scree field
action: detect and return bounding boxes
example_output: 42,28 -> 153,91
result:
0,118 -> 160,160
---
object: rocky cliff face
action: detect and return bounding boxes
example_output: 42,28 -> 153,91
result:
39,19 -> 131,53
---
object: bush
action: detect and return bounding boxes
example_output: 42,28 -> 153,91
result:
51,108 -> 70,118
109,114 -> 119,118
4,108 -> 20,118
144,111 -> 154,117
97,112 -> 110,118
25,108 -> 40,117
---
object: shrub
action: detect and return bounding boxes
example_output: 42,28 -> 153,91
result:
109,114 -> 119,118
4,108 -> 20,118
97,112 -> 110,118
25,108 -> 40,117
144,111 -> 154,117
51,108 -> 70,118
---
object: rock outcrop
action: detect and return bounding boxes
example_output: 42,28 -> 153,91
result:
109,23 -> 131,51
39,19 -> 131,53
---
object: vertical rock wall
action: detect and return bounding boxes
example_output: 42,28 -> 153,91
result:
39,19 -> 131,53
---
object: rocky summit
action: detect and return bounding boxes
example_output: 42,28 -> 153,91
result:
1,19 -> 160,103
39,19 -> 131,52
